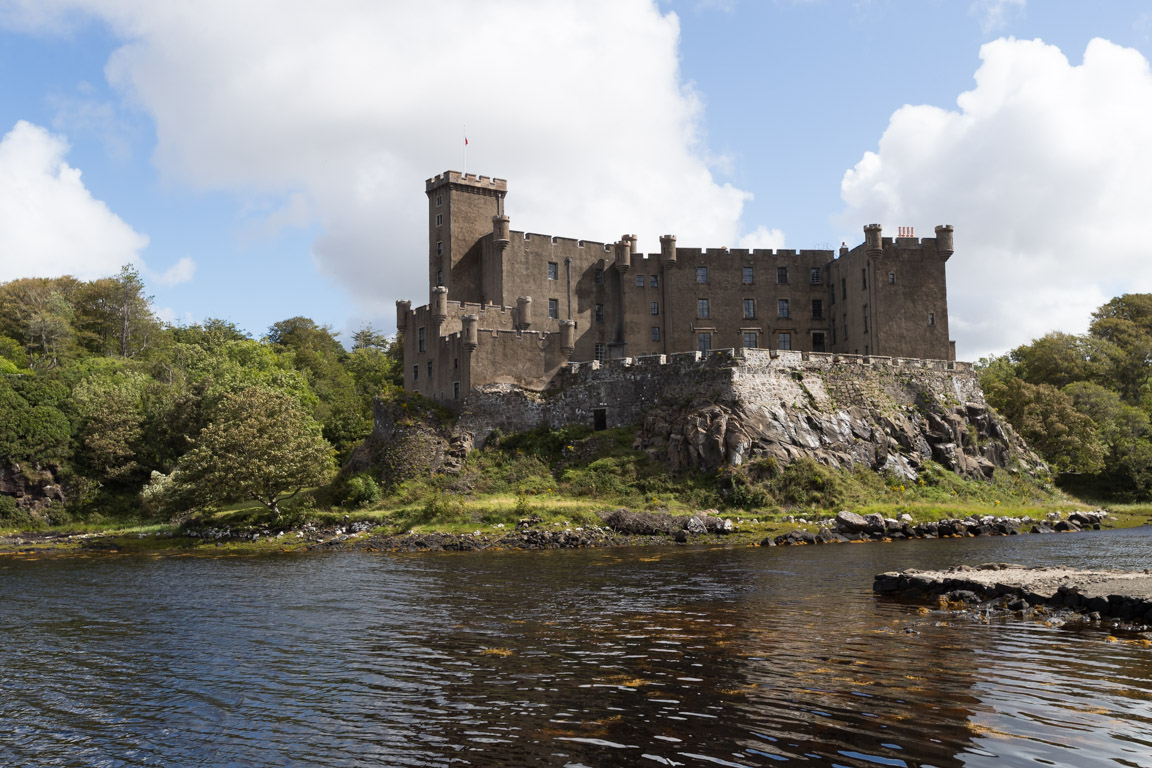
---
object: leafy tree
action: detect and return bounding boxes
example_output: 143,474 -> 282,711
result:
73,266 -> 160,359
1087,316 -> 1152,405
1009,332 -> 1112,390
1064,381 -> 1152,495
267,317 -> 369,456
71,370 -> 150,483
984,378 -> 1106,474
156,386 -> 335,518
0,279 -> 78,368
0,375 -> 71,464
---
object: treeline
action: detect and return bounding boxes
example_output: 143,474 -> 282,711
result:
0,267 -> 402,521
978,294 -> 1152,499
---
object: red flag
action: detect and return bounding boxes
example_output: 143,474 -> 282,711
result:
465,137 -> 469,146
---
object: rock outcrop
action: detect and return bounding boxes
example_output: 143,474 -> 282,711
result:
0,461 -> 67,513
634,358 -> 1044,480
343,395 -> 468,489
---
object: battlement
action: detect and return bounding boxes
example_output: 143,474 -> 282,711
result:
510,229 -> 613,251
555,347 -> 968,383
426,170 -> 508,192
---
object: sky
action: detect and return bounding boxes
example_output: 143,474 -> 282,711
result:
1,0 -> 1151,360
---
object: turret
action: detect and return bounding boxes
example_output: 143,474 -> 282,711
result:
934,225 -> 954,260
516,296 -> 532,329
462,314 -> 478,352
559,319 -> 575,357
660,234 -> 677,267
431,285 -> 448,328
493,215 -> 510,249
614,239 -> 631,272
864,224 -> 883,258
396,300 -> 410,332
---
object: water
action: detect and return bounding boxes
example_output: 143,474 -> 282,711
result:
2,528 -> 1151,767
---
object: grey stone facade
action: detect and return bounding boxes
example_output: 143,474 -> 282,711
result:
398,170 -> 956,411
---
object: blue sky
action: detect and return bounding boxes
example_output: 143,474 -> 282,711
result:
2,0 -> 1151,359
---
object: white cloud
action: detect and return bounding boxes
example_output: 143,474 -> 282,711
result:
737,226 -> 787,250
838,37 -> 1152,359
971,0 -> 1025,35
149,256 -> 196,287
0,120 -> 149,282
0,0 -> 772,329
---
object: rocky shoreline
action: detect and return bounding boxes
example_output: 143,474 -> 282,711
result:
767,508 -> 1107,546
874,562 -> 1152,628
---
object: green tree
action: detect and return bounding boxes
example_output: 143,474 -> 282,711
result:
1064,381 -> 1152,495
73,266 -> 160,359
984,378 -> 1106,474
156,386 -> 335,518
0,376 -> 71,464
1009,332 -> 1112,390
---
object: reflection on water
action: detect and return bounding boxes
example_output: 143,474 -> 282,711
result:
1,528 -> 1151,767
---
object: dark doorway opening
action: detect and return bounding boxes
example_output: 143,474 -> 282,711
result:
593,408 -> 607,431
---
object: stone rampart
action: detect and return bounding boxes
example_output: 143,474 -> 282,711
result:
451,348 -> 1041,481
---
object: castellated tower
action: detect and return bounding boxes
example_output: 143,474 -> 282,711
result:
426,171 -> 507,305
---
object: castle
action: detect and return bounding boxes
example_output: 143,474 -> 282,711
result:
397,171 -> 956,411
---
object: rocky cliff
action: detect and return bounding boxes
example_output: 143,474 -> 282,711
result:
634,357 -> 1045,480
366,349 -> 1045,483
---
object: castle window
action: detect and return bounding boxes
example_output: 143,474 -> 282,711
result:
863,305 -> 869,333
810,267 -> 822,285
888,271 -> 896,285
454,357 -> 458,369
742,266 -> 754,285
777,267 -> 788,284
650,301 -> 659,315
595,343 -> 607,362
435,193 -> 443,207
813,332 -> 826,352
843,314 -> 848,339
548,298 -> 558,319
697,299 -> 710,319
697,333 -> 712,354
777,299 -> 790,319
812,299 -> 823,319
436,241 -> 443,256
743,298 -> 755,319
436,270 -> 443,286
427,361 -> 433,378
417,326 -> 426,352
777,333 -> 791,350
635,274 -> 644,287
412,364 -> 419,381
743,331 -> 757,349
548,262 -> 558,280
929,312 -> 935,326
453,382 -> 460,399
595,304 -> 605,323
651,326 -> 660,342
650,275 -> 658,288
862,268 -> 867,290
435,213 -> 443,228
595,268 -> 604,285
696,266 -> 708,284
841,277 -> 847,300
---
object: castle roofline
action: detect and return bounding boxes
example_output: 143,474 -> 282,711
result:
426,170 -> 508,192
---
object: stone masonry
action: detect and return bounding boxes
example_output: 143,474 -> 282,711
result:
397,171 -> 956,412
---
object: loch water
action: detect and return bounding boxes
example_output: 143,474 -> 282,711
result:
2,528 -> 1152,767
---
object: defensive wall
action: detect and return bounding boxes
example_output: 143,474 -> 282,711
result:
455,346 -> 975,450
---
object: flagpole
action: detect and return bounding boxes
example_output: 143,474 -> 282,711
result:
463,124 -> 468,176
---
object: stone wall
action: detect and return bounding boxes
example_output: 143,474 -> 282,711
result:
448,348 -> 1044,481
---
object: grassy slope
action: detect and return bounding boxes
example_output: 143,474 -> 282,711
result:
8,423 -> 1150,555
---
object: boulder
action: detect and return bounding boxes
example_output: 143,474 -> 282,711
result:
835,510 -> 867,533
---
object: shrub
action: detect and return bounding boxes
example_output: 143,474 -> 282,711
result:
336,473 -> 382,508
